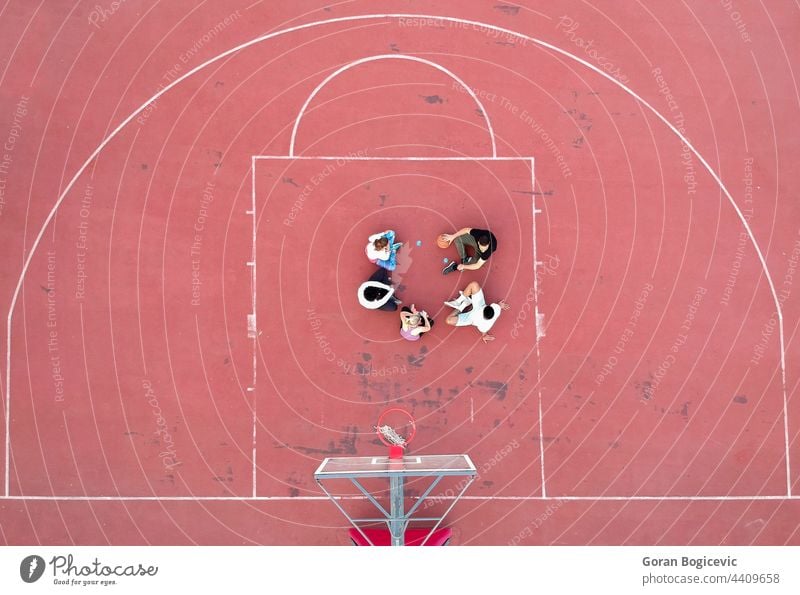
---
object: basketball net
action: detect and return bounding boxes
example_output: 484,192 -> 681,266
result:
376,424 -> 406,459
376,424 -> 406,446
375,408 -> 416,460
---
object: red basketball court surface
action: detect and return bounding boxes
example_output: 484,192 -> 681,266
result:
0,1 -> 798,545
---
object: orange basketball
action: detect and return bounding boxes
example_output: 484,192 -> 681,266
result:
437,234 -> 451,249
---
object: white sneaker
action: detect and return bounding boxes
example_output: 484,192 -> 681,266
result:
444,293 -> 469,311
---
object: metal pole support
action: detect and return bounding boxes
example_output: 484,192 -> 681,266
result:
389,475 -> 405,546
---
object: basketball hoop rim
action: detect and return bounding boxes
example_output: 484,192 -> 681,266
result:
376,407 -> 417,448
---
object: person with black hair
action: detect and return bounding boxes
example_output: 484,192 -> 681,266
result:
440,227 -> 497,274
357,267 -> 402,311
444,281 -> 509,342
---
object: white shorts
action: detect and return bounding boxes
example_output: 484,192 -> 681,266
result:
454,289 -> 501,334
454,290 -> 485,326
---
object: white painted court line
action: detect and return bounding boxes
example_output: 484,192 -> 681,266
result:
254,155 -> 536,491
5,13 -> 788,499
252,155 -> 534,497
0,495 -> 795,502
250,155 -> 258,498
253,156 -> 531,161
749,49 -> 792,498
530,160 -> 547,499
287,54 -> 498,158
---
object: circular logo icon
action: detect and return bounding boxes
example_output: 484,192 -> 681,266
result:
20,555 -> 45,583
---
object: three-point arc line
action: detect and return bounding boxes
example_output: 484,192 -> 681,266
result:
2,14 -> 790,500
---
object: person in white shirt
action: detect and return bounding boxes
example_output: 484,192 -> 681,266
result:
365,229 -> 403,271
444,281 -> 509,342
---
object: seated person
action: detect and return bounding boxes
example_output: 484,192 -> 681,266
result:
366,229 -> 403,271
445,281 -> 509,342
358,267 -> 402,311
441,227 -> 497,274
399,304 -> 434,341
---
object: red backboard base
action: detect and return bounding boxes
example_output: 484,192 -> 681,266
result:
348,528 -> 452,546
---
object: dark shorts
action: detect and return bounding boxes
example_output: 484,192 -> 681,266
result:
454,234 -> 481,265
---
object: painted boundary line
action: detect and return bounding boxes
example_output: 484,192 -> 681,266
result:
249,156 -> 257,498
0,495 -> 795,502
252,156 -> 531,161
530,160 -> 546,498
4,13 -> 789,498
251,155 -> 536,498
286,54 -> 498,158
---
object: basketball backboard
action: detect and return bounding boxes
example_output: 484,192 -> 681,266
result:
315,454 -> 476,478
314,454 -> 477,546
